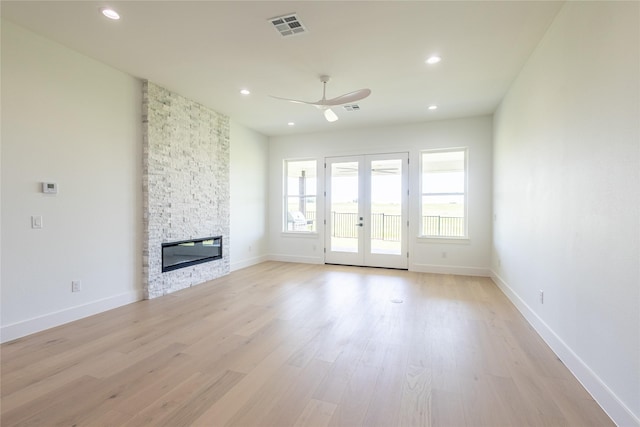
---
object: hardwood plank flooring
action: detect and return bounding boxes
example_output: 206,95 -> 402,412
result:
1,262 -> 614,426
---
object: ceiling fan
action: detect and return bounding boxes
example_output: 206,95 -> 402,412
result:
271,75 -> 371,122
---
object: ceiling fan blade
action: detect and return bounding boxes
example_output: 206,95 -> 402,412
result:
271,77 -> 369,121
269,95 -> 318,106
323,89 -> 371,106
324,108 -> 339,122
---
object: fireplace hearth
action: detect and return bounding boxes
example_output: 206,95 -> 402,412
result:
162,236 -> 222,272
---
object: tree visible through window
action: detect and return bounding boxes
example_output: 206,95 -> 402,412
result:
284,159 -> 317,232
421,149 -> 467,237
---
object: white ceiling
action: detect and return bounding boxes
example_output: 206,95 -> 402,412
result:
1,1 -> 564,137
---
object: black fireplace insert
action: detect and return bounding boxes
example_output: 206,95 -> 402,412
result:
162,236 -> 222,272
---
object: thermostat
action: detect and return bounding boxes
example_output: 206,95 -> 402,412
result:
42,182 -> 58,194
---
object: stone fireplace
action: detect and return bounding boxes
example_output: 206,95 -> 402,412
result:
142,81 -> 230,299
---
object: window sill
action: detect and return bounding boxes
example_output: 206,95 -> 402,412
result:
281,231 -> 319,238
417,236 -> 470,244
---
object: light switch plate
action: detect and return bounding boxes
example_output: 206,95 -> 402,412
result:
31,215 -> 43,229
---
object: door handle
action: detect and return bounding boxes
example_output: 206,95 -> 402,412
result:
355,223 -> 364,227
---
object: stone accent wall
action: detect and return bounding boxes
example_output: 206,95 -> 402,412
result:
142,81 -> 230,299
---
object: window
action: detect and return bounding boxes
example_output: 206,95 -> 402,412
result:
284,159 -> 317,232
420,149 -> 467,237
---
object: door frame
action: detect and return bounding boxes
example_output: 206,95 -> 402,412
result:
324,152 -> 409,269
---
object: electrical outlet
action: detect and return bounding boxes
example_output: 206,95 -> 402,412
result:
72,280 -> 82,292
539,290 -> 544,304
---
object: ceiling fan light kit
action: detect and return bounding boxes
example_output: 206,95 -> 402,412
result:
323,108 -> 339,122
271,75 -> 371,122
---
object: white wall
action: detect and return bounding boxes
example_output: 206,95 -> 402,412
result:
1,21 -> 143,342
0,20 -> 272,340
230,120 -> 269,271
492,2 -> 640,425
268,116 -> 493,274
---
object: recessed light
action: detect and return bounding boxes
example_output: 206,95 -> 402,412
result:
426,56 -> 441,65
428,105 -> 438,110
287,122 -> 295,126
240,89 -> 250,95
100,8 -> 120,20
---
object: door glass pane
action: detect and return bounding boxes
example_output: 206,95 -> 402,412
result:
370,159 -> 402,255
330,162 -> 359,253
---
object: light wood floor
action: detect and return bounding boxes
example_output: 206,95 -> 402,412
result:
1,262 -> 613,427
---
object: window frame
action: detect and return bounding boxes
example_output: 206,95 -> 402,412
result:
419,147 -> 469,240
283,158 -> 318,234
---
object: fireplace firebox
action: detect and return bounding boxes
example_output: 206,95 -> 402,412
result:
162,236 -> 222,272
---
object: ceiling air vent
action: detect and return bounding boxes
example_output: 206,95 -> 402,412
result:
269,13 -> 307,37
343,105 -> 361,111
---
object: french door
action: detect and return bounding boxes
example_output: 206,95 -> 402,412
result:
325,153 -> 408,269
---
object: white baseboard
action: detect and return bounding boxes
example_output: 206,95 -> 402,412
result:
411,263 -> 491,277
268,254 -> 324,265
230,254 -> 269,272
0,290 -> 143,344
491,271 -> 640,427
267,258 -> 492,276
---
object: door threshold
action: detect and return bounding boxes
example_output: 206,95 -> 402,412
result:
324,263 -> 408,271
